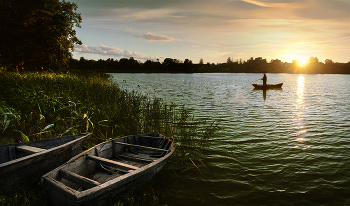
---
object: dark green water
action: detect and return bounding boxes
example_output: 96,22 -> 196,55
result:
111,73 -> 350,206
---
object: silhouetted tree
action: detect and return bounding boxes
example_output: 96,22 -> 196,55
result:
244,57 -> 268,72
199,58 -> 204,65
118,57 -> 141,70
0,0 -> 82,70
143,60 -> 161,71
143,60 -> 153,70
270,59 -> 283,72
163,58 -> 180,71
306,57 -> 322,73
183,59 -> 193,72
324,59 -> 333,65
308,57 -> 319,64
227,57 -> 233,65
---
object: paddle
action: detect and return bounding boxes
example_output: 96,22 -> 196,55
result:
252,78 -> 262,83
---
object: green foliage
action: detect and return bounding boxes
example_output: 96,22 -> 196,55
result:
0,70 -> 218,149
0,187 -> 46,206
0,71 -> 219,205
0,0 -> 82,70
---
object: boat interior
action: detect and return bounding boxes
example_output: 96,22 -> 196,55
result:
47,133 -> 172,192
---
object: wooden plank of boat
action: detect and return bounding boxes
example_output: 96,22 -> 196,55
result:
252,83 -> 283,89
116,153 -> 155,163
60,169 -> 101,190
41,133 -> 175,206
86,155 -> 139,171
0,133 -> 91,194
16,145 -> 47,154
114,142 -> 169,152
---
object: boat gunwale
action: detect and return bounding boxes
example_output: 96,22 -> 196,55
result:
252,83 -> 283,90
252,83 -> 283,87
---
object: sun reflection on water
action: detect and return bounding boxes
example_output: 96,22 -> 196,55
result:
296,76 -> 305,123
297,136 -> 306,142
297,76 -> 304,103
294,75 -> 306,146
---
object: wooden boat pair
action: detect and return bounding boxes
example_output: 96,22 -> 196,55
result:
41,133 -> 175,206
0,133 -> 91,194
252,83 -> 283,89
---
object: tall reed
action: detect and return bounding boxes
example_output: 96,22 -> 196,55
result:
0,71 -> 217,145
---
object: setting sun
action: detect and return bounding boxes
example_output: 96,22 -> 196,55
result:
297,58 -> 309,67
285,53 -> 311,68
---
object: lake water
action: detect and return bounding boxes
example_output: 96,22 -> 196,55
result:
110,73 -> 350,206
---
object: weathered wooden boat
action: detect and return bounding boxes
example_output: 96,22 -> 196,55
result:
0,133 -> 91,194
41,133 -> 175,206
252,83 -> 283,89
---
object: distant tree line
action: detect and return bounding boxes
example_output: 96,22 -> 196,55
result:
66,56 -> 350,74
68,57 -> 197,73
228,56 -> 350,74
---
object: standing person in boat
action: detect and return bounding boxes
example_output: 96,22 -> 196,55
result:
262,73 -> 267,86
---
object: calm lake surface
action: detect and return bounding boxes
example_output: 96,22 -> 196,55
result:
110,73 -> 350,206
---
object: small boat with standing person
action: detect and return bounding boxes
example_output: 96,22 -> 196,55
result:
252,83 -> 283,89
252,73 -> 283,89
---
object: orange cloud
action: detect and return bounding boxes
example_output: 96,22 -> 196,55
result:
241,0 -> 288,7
74,44 -> 160,60
134,32 -> 179,41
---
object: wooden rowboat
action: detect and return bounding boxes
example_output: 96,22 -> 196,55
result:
252,83 -> 283,89
41,133 -> 175,206
0,133 -> 91,194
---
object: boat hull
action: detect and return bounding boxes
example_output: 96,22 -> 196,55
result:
0,133 -> 91,194
41,133 -> 175,206
252,83 -> 283,89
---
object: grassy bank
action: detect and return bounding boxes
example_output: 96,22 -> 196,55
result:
0,71 -> 218,205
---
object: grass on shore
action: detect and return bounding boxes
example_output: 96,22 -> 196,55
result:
0,70 -> 219,206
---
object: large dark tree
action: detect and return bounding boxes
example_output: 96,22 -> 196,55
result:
0,0 -> 82,70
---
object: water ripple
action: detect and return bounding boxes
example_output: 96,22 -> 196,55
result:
111,73 -> 350,206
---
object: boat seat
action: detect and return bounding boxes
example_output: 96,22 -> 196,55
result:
116,154 -> 155,163
140,135 -> 163,139
16,145 -> 47,154
150,141 -> 172,157
60,169 -> 100,190
86,155 -> 139,171
98,164 -> 130,174
114,141 -> 169,152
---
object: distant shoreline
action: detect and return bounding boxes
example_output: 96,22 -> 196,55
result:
68,59 -> 350,74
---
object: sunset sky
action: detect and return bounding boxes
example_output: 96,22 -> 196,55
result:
70,0 -> 350,64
